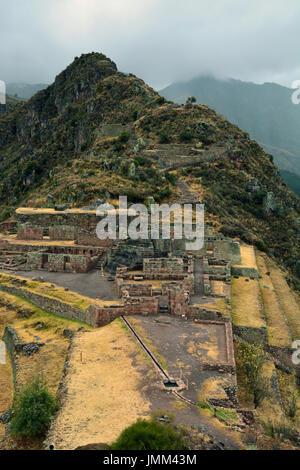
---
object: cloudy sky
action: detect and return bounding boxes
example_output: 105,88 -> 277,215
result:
1,0 -> 300,89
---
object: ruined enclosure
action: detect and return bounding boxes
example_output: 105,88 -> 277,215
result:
0,207 -> 113,273
26,246 -> 101,273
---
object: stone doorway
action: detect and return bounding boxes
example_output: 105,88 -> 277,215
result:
41,254 -> 49,269
64,256 -> 71,272
159,295 -> 169,314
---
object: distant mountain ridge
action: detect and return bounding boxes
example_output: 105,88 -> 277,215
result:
6,82 -> 48,100
160,76 -> 300,195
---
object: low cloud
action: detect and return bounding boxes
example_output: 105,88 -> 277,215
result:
0,0 -> 299,88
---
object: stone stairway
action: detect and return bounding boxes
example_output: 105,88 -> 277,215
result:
177,179 -> 199,204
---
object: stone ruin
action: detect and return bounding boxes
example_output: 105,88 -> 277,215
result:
0,205 -> 244,411
0,207 -> 113,273
0,207 -> 242,277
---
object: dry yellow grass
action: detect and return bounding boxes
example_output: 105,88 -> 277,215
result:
262,256 -> 300,340
231,277 -> 265,328
0,293 -> 78,390
16,207 -> 96,214
0,306 -> 14,443
171,401 -> 188,410
15,336 -> 68,396
1,234 -> 75,246
198,377 -> 229,402
277,370 -> 300,429
256,254 -> 292,347
256,361 -> 289,426
233,245 -> 257,269
193,298 -> 231,317
48,321 -> 153,450
211,280 -> 227,297
0,292 -> 79,447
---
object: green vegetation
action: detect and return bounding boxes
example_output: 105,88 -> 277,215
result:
197,400 -> 238,424
262,419 -> 298,442
179,128 -> 194,142
235,342 -> 270,408
197,400 -> 211,410
118,131 -> 131,143
215,407 -> 238,423
10,377 -> 58,438
158,131 -> 170,144
185,96 -> 197,105
109,419 -> 188,450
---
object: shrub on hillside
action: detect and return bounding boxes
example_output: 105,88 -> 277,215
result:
256,240 -> 268,253
179,129 -> 194,142
236,342 -> 270,408
10,377 -> 58,438
159,132 -> 170,144
165,172 -> 178,185
109,419 -> 188,450
118,132 -> 131,143
186,96 -> 197,105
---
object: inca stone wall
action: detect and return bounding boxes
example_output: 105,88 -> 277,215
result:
26,251 -> 101,273
232,325 -> 268,345
49,225 -> 78,241
0,284 -> 95,325
143,257 -> 185,274
3,326 -> 19,387
231,266 -> 259,278
88,297 -> 159,327
16,211 -> 99,232
76,233 -> 113,247
119,283 -> 153,298
17,225 -> 43,240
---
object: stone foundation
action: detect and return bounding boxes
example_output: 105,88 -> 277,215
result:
233,325 -> 268,345
17,225 -> 43,240
26,250 -> 101,273
88,297 -> 159,327
49,225 -> 78,241
0,284 -> 95,325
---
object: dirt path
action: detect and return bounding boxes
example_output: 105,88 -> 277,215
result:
177,179 -> 199,204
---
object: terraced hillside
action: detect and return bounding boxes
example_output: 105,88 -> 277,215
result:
0,52 -> 299,284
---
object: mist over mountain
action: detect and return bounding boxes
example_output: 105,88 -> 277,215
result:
6,83 -> 48,100
161,77 -> 300,196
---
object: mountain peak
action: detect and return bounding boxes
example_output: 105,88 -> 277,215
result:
55,52 -> 118,83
